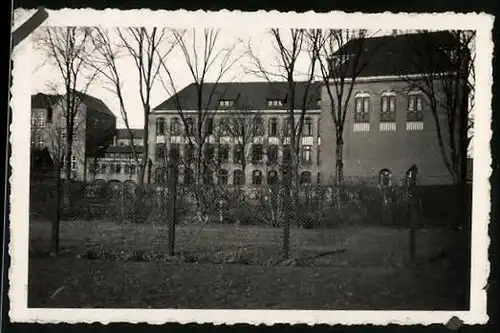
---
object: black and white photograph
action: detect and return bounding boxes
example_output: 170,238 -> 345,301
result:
9,9 -> 493,325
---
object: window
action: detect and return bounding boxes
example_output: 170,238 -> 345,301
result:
268,99 -> 283,107
115,163 -> 121,174
300,171 -> 312,185
317,146 -> 321,165
219,117 -> 229,136
234,146 -> 243,164
317,117 -> 321,138
268,145 -> 278,163
218,169 -> 228,185
251,144 -> 263,163
407,93 -> 424,121
32,110 -> 45,128
218,145 -> 229,163
100,163 -> 107,173
170,144 -> 180,161
233,170 -> 245,185
268,170 -> 279,185
252,117 -> 264,136
316,172 -> 321,184
302,145 -> 312,164
354,94 -> 370,123
71,155 -> 77,171
156,144 -> 166,161
269,118 -> 278,137
205,117 -> 214,135
38,136 -> 44,147
304,117 -> 313,136
124,165 -> 131,174
130,165 -> 136,174
380,94 -> 396,122
170,117 -> 180,136
156,117 -> 165,135
219,100 -> 235,107
252,170 -> 262,185
185,117 -> 194,136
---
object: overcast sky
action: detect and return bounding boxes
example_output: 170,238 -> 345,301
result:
28,26 -> 324,129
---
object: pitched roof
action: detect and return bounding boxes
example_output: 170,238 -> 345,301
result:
116,128 -> 144,140
153,81 -> 322,112
331,31 -> 462,78
31,91 -> 115,118
73,91 -> 115,117
31,93 -> 61,109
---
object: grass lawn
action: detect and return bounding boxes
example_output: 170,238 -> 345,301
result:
28,220 -> 470,310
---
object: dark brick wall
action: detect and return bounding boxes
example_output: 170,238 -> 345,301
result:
320,79 -> 458,185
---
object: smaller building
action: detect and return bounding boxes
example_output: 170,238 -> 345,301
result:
89,128 -> 145,184
30,91 -> 116,181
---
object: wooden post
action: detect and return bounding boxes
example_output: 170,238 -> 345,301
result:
167,160 -> 178,256
405,165 -> 419,266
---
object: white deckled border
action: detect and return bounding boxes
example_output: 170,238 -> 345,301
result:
9,8 -> 494,326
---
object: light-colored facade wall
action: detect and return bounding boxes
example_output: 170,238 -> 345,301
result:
148,110 -> 322,185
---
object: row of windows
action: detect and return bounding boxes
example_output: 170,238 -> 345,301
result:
156,144 -> 321,165
156,116 -> 321,138
93,163 -> 137,175
31,108 -> 54,128
353,93 -> 424,123
155,168 -> 318,186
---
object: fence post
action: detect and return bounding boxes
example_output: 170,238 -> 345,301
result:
166,159 -> 178,256
52,166 -> 61,254
405,165 -> 420,266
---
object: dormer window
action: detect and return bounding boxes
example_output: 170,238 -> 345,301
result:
219,99 -> 235,107
268,99 -> 283,107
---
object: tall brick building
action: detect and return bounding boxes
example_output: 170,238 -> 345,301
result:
319,31 -> 467,185
30,91 -> 116,181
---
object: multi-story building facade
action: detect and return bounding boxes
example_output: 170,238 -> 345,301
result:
320,31 -> 467,185
149,82 -> 322,186
30,91 -> 116,181
90,129 -> 144,183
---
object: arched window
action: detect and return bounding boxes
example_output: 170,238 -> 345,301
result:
269,117 -> 278,137
218,169 -> 228,185
268,170 -> 279,185
252,170 -> 262,185
170,117 -> 180,136
300,171 -> 312,185
233,170 -> 245,185
354,92 -> 370,123
156,117 -> 165,135
407,91 -> 424,122
304,117 -> 313,136
380,91 -> 396,123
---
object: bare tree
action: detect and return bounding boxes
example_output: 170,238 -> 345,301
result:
88,28 -> 140,166
158,28 -> 242,223
115,27 -> 177,185
35,27 -> 98,183
313,29 -> 375,186
398,30 -> 474,184
245,28 -> 320,259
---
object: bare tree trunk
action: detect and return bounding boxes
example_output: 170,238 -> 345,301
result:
167,161 -> 178,256
51,164 -> 62,254
335,135 -> 344,186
